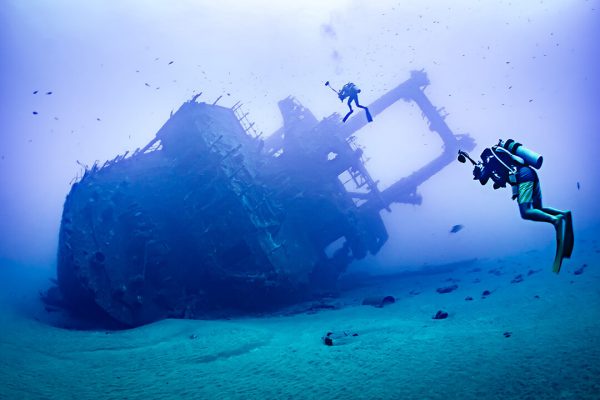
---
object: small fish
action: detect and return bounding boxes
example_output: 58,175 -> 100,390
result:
32,111 -> 38,115
577,181 -> 580,190
449,224 -> 464,234
96,118 -> 101,121
46,91 -> 53,95
144,83 -> 150,87
33,90 -> 38,94
168,61 -> 174,65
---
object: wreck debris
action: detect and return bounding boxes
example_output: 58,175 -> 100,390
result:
46,70 -> 475,327
322,331 -> 359,346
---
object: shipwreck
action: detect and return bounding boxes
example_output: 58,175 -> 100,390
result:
43,70 -> 475,327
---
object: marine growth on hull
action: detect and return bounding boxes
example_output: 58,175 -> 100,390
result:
45,70 -> 475,327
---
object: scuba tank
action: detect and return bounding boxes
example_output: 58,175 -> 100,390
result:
498,139 -> 543,169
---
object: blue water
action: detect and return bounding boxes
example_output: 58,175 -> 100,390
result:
1,1 -> 599,399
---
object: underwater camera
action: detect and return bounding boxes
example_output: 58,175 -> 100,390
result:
457,149 -> 506,189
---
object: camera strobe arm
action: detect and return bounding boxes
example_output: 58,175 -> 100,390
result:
457,150 -> 477,165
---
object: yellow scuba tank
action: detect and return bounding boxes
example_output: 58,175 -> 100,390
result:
498,139 -> 543,169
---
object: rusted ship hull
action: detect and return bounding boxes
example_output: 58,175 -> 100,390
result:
49,71 -> 474,327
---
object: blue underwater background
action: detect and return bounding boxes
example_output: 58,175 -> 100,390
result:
1,1 -> 599,399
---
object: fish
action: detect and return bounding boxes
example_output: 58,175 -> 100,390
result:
33,90 -> 38,94
46,91 -> 53,95
577,182 -> 580,190
449,224 -> 463,233
168,61 -> 174,65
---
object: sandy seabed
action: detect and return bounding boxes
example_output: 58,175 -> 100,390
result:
1,235 -> 599,400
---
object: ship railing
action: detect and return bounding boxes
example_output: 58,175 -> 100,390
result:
232,102 -> 262,139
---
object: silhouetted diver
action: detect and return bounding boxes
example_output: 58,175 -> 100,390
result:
325,81 -> 373,123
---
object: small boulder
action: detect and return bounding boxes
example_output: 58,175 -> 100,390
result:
573,264 -> 587,275
322,331 -> 359,346
362,295 -> 395,308
432,310 -> 448,320
436,284 -> 458,294
511,274 -> 524,284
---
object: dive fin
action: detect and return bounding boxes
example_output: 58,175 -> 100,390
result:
552,217 -> 565,274
563,211 -> 574,259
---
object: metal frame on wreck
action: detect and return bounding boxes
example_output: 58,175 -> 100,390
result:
264,70 -> 475,209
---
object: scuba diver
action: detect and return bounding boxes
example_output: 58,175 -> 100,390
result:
325,81 -> 373,123
458,139 -> 573,273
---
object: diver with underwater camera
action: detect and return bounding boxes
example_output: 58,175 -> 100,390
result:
458,139 -> 574,273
